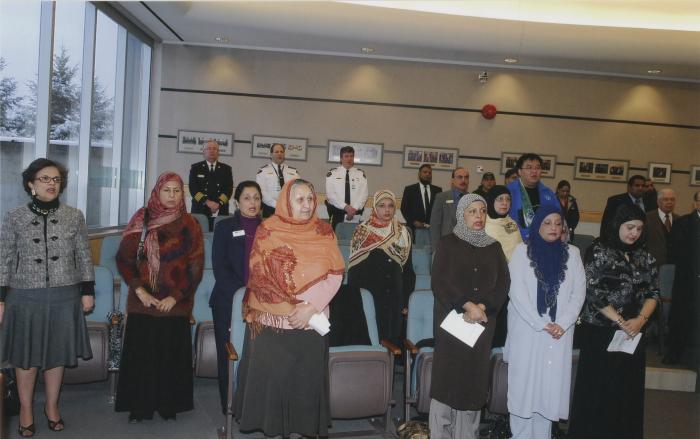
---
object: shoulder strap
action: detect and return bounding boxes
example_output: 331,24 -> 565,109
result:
136,209 -> 150,261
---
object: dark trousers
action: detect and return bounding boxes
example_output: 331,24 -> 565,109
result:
325,201 -> 363,230
211,301 -> 232,414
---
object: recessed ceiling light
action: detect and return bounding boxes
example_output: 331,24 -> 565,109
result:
647,68 -> 662,74
361,47 -> 375,53
215,36 -> 230,43
504,57 -> 519,64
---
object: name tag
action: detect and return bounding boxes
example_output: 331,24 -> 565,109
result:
446,199 -> 454,204
232,230 -> 245,237
197,174 -> 205,178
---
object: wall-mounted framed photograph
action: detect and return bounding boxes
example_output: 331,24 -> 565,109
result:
500,152 -> 557,178
327,140 -> 383,166
177,130 -> 234,155
691,165 -> 700,186
403,145 -> 459,171
648,162 -> 672,184
251,135 -> 308,161
574,156 -> 629,182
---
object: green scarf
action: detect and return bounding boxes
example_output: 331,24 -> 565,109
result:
519,180 -> 535,228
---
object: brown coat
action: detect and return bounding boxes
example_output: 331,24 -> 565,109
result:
645,210 -> 679,267
430,234 -> 510,410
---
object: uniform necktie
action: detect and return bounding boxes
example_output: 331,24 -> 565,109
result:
664,214 -> 671,233
209,164 -> 215,174
277,164 -> 284,189
635,197 -> 643,211
344,170 -> 351,205
423,185 -> 430,215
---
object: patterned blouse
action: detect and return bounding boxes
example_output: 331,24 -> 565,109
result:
581,240 -> 660,327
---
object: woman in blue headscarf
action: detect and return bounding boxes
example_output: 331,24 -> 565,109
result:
504,205 -> 586,439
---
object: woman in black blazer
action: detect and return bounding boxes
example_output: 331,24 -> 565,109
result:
210,181 -> 262,413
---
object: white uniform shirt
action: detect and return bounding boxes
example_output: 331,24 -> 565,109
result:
256,162 -> 299,208
325,165 -> 368,211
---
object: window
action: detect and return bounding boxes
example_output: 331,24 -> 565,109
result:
0,3 -> 151,228
0,1 -> 41,219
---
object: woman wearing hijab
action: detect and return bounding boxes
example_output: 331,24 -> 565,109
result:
115,172 -> 204,422
235,179 -> 344,438
429,194 -> 510,439
504,205 -> 586,439
210,181 -> 262,413
484,185 -> 523,347
1,158 -> 94,436
569,204 -> 659,439
348,189 -> 415,344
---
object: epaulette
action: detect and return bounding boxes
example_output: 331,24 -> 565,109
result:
257,168 -> 263,174
357,169 -> 366,178
327,169 -> 334,177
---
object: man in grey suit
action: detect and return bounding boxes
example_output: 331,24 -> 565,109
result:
430,167 -> 469,248
645,188 -> 679,267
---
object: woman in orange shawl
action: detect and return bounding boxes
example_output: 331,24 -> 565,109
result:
235,179 -> 344,437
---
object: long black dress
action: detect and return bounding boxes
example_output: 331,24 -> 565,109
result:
348,249 -> 415,345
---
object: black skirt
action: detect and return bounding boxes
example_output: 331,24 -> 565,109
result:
114,313 -> 193,419
235,325 -> 330,437
569,322 -> 646,439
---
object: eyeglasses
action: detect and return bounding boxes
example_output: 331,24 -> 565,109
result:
36,176 -> 62,184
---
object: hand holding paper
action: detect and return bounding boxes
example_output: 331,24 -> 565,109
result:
440,310 -> 485,347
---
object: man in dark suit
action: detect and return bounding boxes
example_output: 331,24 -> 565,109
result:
663,191 -> 700,365
401,164 -> 442,235
188,140 -> 234,231
599,174 -> 646,235
643,177 -> 658,212
645,188 -> 679,267
430,167 -> 469,248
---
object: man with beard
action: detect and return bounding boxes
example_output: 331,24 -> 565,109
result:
401,164 -> 442,236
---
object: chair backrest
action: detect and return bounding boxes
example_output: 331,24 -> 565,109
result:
119,281 -> 129,313
414,229 -> 431,248
406,290 -> 434,344
203,236 -> 213,270
659,264 -> 676,299
338,244 -> 350,265
92,265 -> 114,322
192,269 -> 215,325
191,213 -> 210,233
359,288 -> 380,346
573,234 -> 595,258
335,222 -> 358,241
414,274 -> 431,291
213,214 -> 231,231
230,286 -> 248,377
99,235 -> 122,280
412,248 -> 431,276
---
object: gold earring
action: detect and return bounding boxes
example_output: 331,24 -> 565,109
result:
31,188 -> 36,196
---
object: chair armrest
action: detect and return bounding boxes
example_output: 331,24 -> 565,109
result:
225,341 -> 238,361
380,339 -> 401,356
404,338 -> 418,355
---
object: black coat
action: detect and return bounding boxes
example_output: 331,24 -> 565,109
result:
188,161 -> 234,216
600,192 -> 645,235
400,182 -> 442,229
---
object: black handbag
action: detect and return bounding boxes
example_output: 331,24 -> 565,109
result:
2,368 -> 20,416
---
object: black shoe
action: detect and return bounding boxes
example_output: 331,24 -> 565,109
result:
44,409 -> 65,432
128,415 -> 143,424
160,413 -> 176,421
18,423 -> 35,437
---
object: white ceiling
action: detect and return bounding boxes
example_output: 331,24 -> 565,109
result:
117,1 -> 700,82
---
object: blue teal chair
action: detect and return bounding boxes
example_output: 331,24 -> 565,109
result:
403,290 -> 434,419
193,269 -> 216,377
203,236 -> 213,270
412,247 -> 431,276
335,222 -> 358,245
99,235 -> 122,281
191,213 -> 210,233
413,228 -> 431,249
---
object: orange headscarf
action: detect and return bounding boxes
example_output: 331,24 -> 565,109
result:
244,179 -> 344,327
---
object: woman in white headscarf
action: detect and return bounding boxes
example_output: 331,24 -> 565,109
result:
429,194 -> 510,439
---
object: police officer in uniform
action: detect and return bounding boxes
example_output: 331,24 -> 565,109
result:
255,143 -> 299,218
188,140 -> 233,231
325,145 -> 368,230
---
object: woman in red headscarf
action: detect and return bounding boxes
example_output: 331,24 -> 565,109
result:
235,179 -> 344,438
114,172 -> 204,422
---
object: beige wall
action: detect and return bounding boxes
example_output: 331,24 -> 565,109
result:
156,44 -> 700,215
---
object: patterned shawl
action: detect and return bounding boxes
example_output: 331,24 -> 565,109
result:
244,179 -> 345,327
452,194 -> 496,247
348,189 -> 412,270
123,171 -> 186,291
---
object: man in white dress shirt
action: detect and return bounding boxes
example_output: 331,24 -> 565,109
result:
256,143 -> 299,217
325,146 -> 368,230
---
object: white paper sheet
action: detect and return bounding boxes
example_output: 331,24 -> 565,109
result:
308,312 -> 331,336
607,330 -> 642,354
439,310 -> 485,347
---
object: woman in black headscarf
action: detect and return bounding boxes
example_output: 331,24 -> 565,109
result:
569,204 -> 659,439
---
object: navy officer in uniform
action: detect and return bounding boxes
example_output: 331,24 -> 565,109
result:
255,143 -> 300,218
188,139 -> 234,231
325,145 -> 368,230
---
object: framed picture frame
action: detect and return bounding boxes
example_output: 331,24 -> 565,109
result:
177,130 -> 234,155
648,162 -> 672,184
500,152 -> 557,178
574,157 -> 629,182
251,135 -> 308,161
691,165 -> 700,186
402,145 -> 459,171
327,140 -> 383,166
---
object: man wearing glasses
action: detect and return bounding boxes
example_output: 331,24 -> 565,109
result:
506,153 -> 560,240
